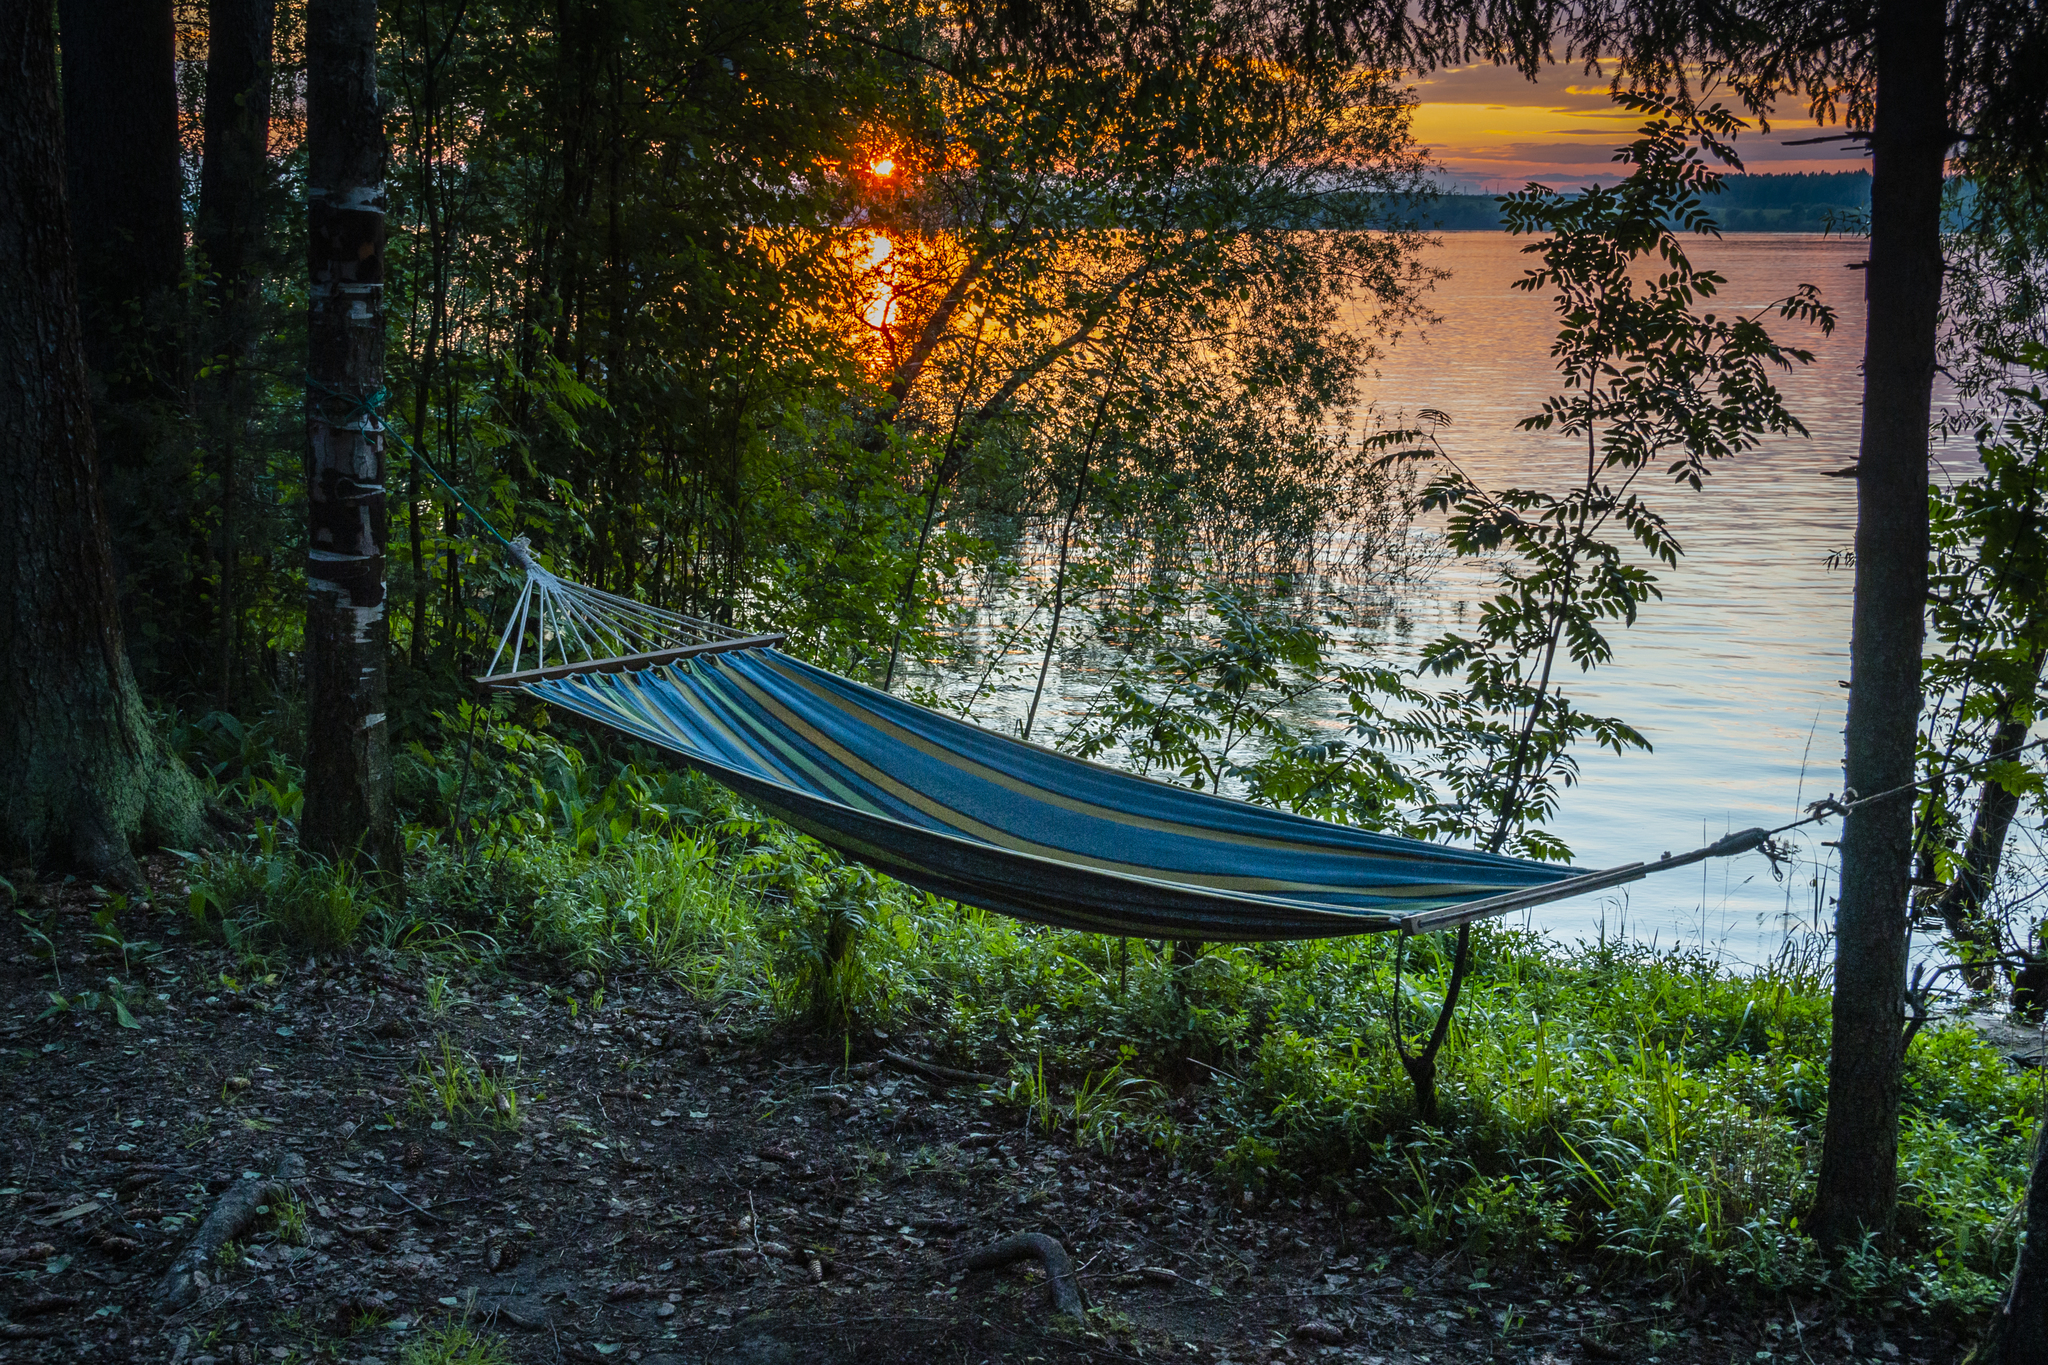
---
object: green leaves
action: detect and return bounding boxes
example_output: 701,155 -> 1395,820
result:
1916,356 -> 2048,908
1063,585 -> 1430,835
38,984 -> 141,1030
1373,94 -> 1830,857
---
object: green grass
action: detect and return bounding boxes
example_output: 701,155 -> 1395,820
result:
186,824 -> 369,954
400,1322 -> 511,1365
411,1034 -> 525,1130
183,706 -> 2042,1314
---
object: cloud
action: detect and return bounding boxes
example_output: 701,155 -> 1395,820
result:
1409,63 -> 1620,111
1502,142 -> 1631,165
1410,60 -> 1868,189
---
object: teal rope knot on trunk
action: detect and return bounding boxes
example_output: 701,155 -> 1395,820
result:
303,373 -> 517,552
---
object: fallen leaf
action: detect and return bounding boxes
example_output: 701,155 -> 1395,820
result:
32,1201 -> 101,1227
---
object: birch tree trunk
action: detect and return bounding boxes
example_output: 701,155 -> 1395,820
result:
0,0 -> 204,888
302,0 -> 397,873
1809,0 -> 1948,1246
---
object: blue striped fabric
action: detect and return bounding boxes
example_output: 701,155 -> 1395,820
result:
525,648 -> 1577,940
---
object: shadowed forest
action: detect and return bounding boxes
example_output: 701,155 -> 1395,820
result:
4,1 -> 2048,1363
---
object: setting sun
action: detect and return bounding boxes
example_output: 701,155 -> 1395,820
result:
869,157 -> 895,178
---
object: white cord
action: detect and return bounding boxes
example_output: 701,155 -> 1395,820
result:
484,537 -> 747,678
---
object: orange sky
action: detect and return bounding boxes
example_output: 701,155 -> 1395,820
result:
1410,64 -> 1872,190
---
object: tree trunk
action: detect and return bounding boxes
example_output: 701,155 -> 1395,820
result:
198,0 -> 276,708
197,0 -> 275,296
0,0 -> 204,888
303,0 -> 396,874
1396,922 -> 1472,1125
57,0 -> 183,378
1809,0 -> 1948,1247
1022,487 -> 1085,742
57,0 -> 186,663
1984,1124 -> 2048,1365
1936,708 -> 2037,984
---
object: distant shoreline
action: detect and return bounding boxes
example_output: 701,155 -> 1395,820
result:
1422,228 -> 1859,235
1407,170 -> 1873,235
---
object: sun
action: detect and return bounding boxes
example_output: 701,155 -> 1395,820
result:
869,157 -> 895,178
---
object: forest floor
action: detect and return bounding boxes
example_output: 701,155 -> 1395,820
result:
2,860 -> 1969,1365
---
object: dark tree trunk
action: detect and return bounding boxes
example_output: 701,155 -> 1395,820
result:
303,0 -> 396,873
0,0 -> 204,888
197,0 -> 275,296
56,0 -> 183,378
1809,0 -> 1948,1247
1936,706 -> 2038,983
57,0 -> 186,669
1985,1125 -> 2048,1364
198,0 -> 276,707
1397,922 -> 1472,1125
1934,604 -> 2048,980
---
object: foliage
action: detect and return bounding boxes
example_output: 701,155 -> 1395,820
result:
1370,95 -> 1834,860
149,679 -> 2032,1317
399,1321 -> 512,1365
187,829 -> 370,954
412,1034 -> 524,1130
128,0 -> 1433,723
1939,177 -> 2048,434
38,981 -> 145,1030
1063,584 -> 1426,833
1917,347 -> 2048,965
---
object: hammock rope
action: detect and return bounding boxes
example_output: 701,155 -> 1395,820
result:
300,374 -> 753,678
482,540 -> 753,680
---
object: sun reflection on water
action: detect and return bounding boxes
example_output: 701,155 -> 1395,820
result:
859,231 -> 899,330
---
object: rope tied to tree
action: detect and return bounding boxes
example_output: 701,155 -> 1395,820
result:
302,372 -> 746,676
302,372 -> 518,552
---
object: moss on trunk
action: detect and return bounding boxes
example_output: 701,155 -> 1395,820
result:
0,1 -> 204,888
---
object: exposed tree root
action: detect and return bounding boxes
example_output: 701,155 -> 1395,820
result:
153,1154 -> 306,1310
881,1050 -> 998,1088
955,1232 -> 1085,1320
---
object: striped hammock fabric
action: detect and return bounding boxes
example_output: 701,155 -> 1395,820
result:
517,646 -> 1583,940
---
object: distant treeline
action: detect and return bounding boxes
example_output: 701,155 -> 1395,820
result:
1412,171 -> 1874,233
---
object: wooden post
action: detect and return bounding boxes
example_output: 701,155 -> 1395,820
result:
302,0 -> 396,874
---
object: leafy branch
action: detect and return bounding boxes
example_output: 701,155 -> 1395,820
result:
1366,93 -> 1834,1122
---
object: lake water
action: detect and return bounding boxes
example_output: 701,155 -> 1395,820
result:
1349,232 -> 1931,964
939,232 -> 1972,966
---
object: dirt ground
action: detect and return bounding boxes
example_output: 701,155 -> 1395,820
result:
2,861 -> 1967,1364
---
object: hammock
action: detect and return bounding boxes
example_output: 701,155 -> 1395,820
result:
477,544 -> 1759,940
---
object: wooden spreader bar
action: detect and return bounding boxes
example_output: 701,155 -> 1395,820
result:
475,633 -> 785,691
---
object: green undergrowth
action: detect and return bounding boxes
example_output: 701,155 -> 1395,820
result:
170,704 -> 2039,1316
